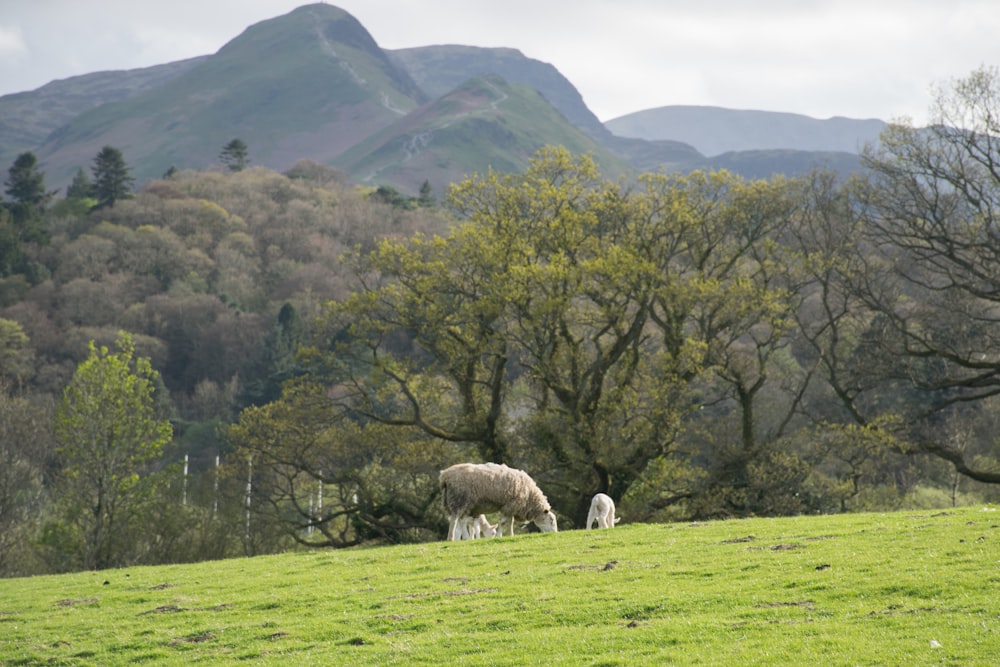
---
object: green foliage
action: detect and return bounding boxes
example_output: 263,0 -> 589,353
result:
48,332 -> 173,570
4,151 -> 52,213
0,317 -> 34,384
320,147 -> 825,526
219,138 -> 250,172
90,145 -> 134,209
0,152 -> 52,277
0,387 -> 52,577
65,167 -> 92,199
228,379 -> 448,548
2,507 -> 997,664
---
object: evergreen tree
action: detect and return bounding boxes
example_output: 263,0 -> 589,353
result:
1,153 -> 51,277
240,302 -> 304,407
418,179 -> 435,207
65,167 -> 92,199
220,138 -> 250,172
4,152 -> 50,209
90,145 -> 134,210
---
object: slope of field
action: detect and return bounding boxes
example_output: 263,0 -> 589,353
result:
1,506 -> 996,665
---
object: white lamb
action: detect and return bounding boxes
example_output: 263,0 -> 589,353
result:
458,513 -> 498,539
586,493 -> 620,529
440,463 -> 558,540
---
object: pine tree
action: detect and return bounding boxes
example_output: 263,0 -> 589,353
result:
4,152 -> 50,208
2,152 -> 51,249
65,167 -> 93,199
90,146 -> 134,210
418,179 -> 435,207
220,138 -> 250,172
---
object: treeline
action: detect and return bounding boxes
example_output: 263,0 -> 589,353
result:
3,68 -> 1000,576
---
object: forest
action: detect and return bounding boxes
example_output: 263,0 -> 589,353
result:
1,68 -> 999,577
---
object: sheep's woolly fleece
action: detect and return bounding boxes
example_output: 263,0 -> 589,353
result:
439,463 -> 554,536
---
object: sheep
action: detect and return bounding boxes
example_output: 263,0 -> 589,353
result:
458,513 -> 498,539
440,463 -> 558,540
586,493 -> 620,529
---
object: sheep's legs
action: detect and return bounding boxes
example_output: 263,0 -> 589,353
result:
448,517 -> 462,541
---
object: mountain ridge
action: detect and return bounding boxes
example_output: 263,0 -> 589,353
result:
0,3 -> 887,193
605,104 -> 886,157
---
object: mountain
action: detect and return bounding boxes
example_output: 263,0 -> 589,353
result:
605,105 -> 886,157
0,3 -> 886,195
34,4 -> 427,187
333,74 -> 631,195
0,57 -> 205,174
388,45 -> 611,142
699,149 -> 861,181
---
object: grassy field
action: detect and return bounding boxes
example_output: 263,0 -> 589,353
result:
1,506 -> 997,665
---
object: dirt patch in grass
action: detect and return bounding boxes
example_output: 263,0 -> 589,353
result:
142,605 -> 183,615
55,598 -> 97,607
567,560 -> 619,572
168,632 -> 214,646
757,600 -> 815,609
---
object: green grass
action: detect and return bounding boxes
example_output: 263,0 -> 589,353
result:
2,506 -> 998,665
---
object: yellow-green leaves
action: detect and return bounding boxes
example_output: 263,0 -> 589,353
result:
51,331 -> 172,569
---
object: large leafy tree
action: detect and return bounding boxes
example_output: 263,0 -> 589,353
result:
49,332 -> 172,570
845,66 -> 1000,484
305,148 -> 809,525
91,145 -> 134,209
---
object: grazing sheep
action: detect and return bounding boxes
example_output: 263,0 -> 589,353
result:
458,513 -> 498,539
586,493 -> 620,529
440,463 -> 558,540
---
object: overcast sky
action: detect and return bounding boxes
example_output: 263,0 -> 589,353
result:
2,1 -> 997,124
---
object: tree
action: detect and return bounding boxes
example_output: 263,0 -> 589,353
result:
49,332 -> 172,570
0,386 -> 52,577
319,148 -> 803,525
4,152 -> 52,212
91,145 -> 134,209
66,167 -> 92,199
418,180 -> 435,207
2,151 -> 52,252
240,302 -> 304,408
0,317 -> 34,384
228,380 -> 444,548
220,138 -> 250,172
847,66 -> 1000,484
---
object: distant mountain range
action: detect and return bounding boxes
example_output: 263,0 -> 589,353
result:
0,3 -> 886,195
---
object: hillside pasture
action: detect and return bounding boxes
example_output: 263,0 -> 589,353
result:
1,506 -> 997,665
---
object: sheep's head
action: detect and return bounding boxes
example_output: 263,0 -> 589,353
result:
534,509 -> 558,533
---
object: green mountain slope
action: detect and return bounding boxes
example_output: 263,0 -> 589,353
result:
35,3 -> 425,186
3,4 -> 880,194
333,74 -> 633,195
389,44 -> 611,141
0,57 -> 205,175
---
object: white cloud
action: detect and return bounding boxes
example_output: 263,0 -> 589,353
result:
0,24 -> 27,60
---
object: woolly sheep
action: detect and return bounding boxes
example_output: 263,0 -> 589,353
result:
439,463 -> 558,540
458,513 -> 498,539
586,493 -> 620,529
